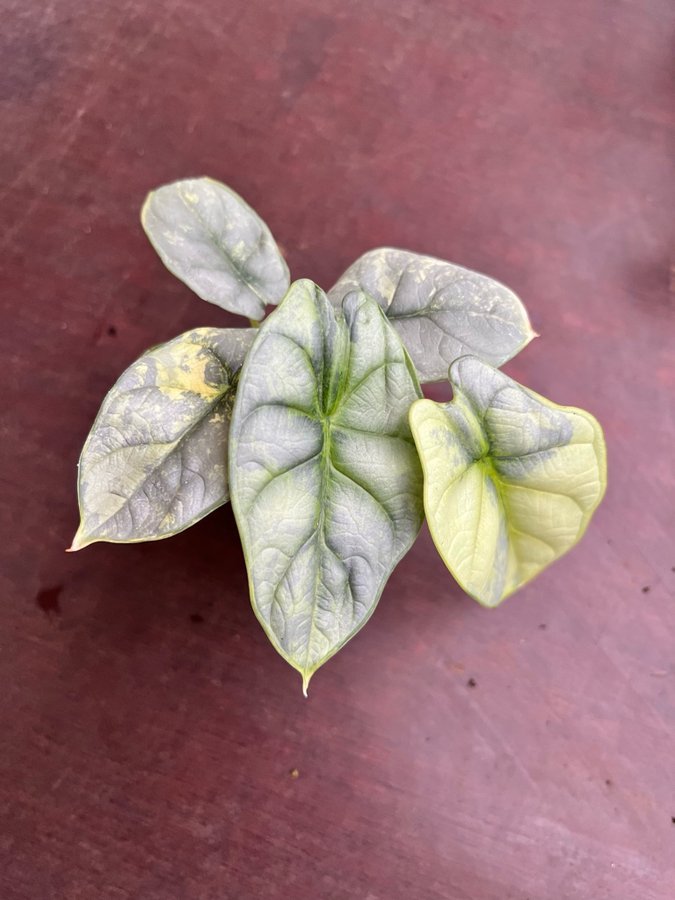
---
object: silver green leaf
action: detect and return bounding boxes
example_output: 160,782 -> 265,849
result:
409,356 -> 607,607
141,177 -> 290,321
229,280 -> 424,692
71,327 -> 256,550
328,247 -> 536,382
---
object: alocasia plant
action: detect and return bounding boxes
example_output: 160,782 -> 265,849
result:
72,176 -> 607,692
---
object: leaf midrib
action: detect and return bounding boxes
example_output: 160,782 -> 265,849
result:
177,188 -> 269,308
302,311 -> 351,679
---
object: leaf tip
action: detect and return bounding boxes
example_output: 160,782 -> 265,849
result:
68,526 -> 93,552
301,671 -> 311,697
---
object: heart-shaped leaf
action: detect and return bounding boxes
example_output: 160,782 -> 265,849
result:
141,177 -> 290,321
409,356 -> 606,607
328,248 -> 536,382
71,327 -> 256,550
229,280 -> 424,692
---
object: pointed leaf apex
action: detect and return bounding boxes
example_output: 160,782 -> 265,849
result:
67,526 -> 94,552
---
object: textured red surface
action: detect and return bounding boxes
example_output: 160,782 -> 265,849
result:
1,2 -> 674,898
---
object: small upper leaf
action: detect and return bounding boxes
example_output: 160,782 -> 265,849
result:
71,327 -> 255,550
409,357 -> 606,607
141,177 -> 290,320
229,280 -> 424,691
328,248 -> 536,382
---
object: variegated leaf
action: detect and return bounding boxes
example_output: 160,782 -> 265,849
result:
71,327 -> 255,550
409,356 -> 606,607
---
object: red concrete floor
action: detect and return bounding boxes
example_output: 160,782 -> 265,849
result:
1,2 -> 673,898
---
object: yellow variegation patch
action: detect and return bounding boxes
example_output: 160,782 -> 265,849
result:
409,356 -> 606,607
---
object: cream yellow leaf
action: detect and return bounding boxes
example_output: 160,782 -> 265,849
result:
409,356 -> 606,607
